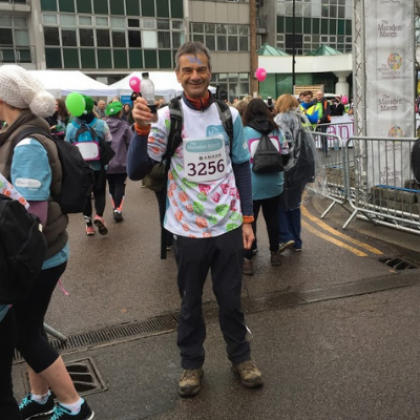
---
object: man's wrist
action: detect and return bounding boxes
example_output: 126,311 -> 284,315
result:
243,215 -> 254,224
134,123 -> 151,136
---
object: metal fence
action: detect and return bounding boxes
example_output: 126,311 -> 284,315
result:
342,136 -> 420,234
307,131 -> 352,218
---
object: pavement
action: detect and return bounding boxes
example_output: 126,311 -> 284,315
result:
11,182 -> 420,420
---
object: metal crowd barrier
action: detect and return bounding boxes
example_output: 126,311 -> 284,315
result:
315,121 -> 355,144
342,136 -> 420,234
306,131 -> 352,218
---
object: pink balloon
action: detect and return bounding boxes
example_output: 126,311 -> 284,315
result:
341,95 -> 348,105
255,68 -> 267,82
129,76 -> 141,93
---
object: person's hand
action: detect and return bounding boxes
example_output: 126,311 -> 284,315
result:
50,125 -> 56,131
242,223 -> 254,250
132,96 -> 158,126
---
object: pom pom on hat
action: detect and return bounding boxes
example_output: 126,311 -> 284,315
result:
0,65 -> 55,117
105,101 -> 122,116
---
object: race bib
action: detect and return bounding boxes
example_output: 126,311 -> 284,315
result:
75,141 -> 100,161
183,136 -> 227,182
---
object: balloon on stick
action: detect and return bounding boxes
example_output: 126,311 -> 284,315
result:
129,76 -> 141,93
65,92 -> 86,117
341,95 -> 348,105
255,68 -> 267,82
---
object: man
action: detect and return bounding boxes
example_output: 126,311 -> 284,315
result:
95,100 -> 106,119
314,90 -> 332,156
127,41 -> 263,397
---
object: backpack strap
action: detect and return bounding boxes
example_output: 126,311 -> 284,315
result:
214,99 -> 233,156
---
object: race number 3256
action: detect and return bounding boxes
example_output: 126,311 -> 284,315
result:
184,136 -> 228,182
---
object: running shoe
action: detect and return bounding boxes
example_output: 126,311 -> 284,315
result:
48,401 -> 94,420
85,225 -> 95,236
93,215 -> 108,235
278,240 -> 295,253
20,393 -> 55,420
113,210 -> 123,223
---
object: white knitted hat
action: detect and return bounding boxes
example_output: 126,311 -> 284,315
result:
0,65 -> 55,117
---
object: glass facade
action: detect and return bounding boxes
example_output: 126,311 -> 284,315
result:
0,15 -> 32,63
276,0 -> 352,54
41,0 -> 184,70
211,73 -> 250,103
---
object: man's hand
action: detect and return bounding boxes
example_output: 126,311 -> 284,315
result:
242,223 -> 254,250
132,97 -> 158,126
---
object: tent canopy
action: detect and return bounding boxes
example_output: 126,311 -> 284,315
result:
257,43 -> 289,56
27,70 -> 119,97
306,45 -> 342,56
110,71 -> 216,101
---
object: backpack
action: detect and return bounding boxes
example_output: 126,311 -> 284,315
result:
0,194 -> 47,304
252,133 -> 283,174
14,127 -> 94,214
72,119 -> 115,166
143,96 -> 233,192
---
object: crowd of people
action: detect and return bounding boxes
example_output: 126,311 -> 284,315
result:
0,41 -> 318,419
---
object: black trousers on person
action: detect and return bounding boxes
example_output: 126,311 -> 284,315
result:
84,168 -> 106,219
14,262 -> 67,373
0,308 -> 21,420
244,194 -> 281,260
173,228 -> 250,369
107,172 -> 127,210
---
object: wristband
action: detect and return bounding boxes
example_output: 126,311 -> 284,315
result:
243,215 -> 254,224
134,123 -> 151,136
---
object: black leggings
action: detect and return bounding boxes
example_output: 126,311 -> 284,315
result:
0,308 -> 21,420
107,173 -> 127,210
14,262 -> 67,373
84,169 -> 106,219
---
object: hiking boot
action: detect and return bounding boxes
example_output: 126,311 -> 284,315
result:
270,251 -> 282,266
232,360 -> 263,388
178,368 -> 204,397
20,393 -> 55,420
47,401 -> 94,420
85,225 -> 95,236
93,215 -> 108,235
113,210 -> 123,222
242,258 -> 254,275
279,240 -> 295,253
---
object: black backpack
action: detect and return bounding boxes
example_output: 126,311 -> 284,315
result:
0,194 -> 47,304
14,127 -> 94,214
252,133 -> 284,174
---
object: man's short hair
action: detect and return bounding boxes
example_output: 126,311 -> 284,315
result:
175,41 -> 212,72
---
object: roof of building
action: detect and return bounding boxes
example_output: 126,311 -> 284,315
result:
306,45 -> 342,56
257,43 -> 289,56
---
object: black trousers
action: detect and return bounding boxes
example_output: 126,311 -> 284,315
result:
107,172 -> 127,210
14,262 -> 67,373
244,194 -> 281,260
84,168 -> 106,219
0,308 -> 21,420
174,228 -> 250,369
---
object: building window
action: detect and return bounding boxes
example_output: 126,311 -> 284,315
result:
0,15 -> 31,63
190,23 -> 249,52
276,0 -> 352,54
211,72 -> 250,103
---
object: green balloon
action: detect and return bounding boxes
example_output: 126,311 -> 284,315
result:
65,92 -> 86,117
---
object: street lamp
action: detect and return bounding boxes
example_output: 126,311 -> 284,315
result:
292,0 -> 296,92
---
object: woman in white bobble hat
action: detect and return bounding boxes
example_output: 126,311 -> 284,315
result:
0,65 -> 94,420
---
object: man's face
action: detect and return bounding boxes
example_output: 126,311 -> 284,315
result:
176,53 -> 211,100
303,94 -> 312,104
316,92 -> 323,101
98,101 -> 105,109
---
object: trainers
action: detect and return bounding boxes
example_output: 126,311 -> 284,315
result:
48,401 -> 94,420
113,210 -> 123,222
242,258 -> 254,275
178,368 -> 204,397
20,393 -> 55,420
291,246 -> 302,252
85,225 -> 95,236
279,240 -> 295,253
270,251 -> 282,266
93,215 -> 108,235
232,360 -> 263,388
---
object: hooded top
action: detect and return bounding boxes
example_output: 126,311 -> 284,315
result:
105,116 -> 133,174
